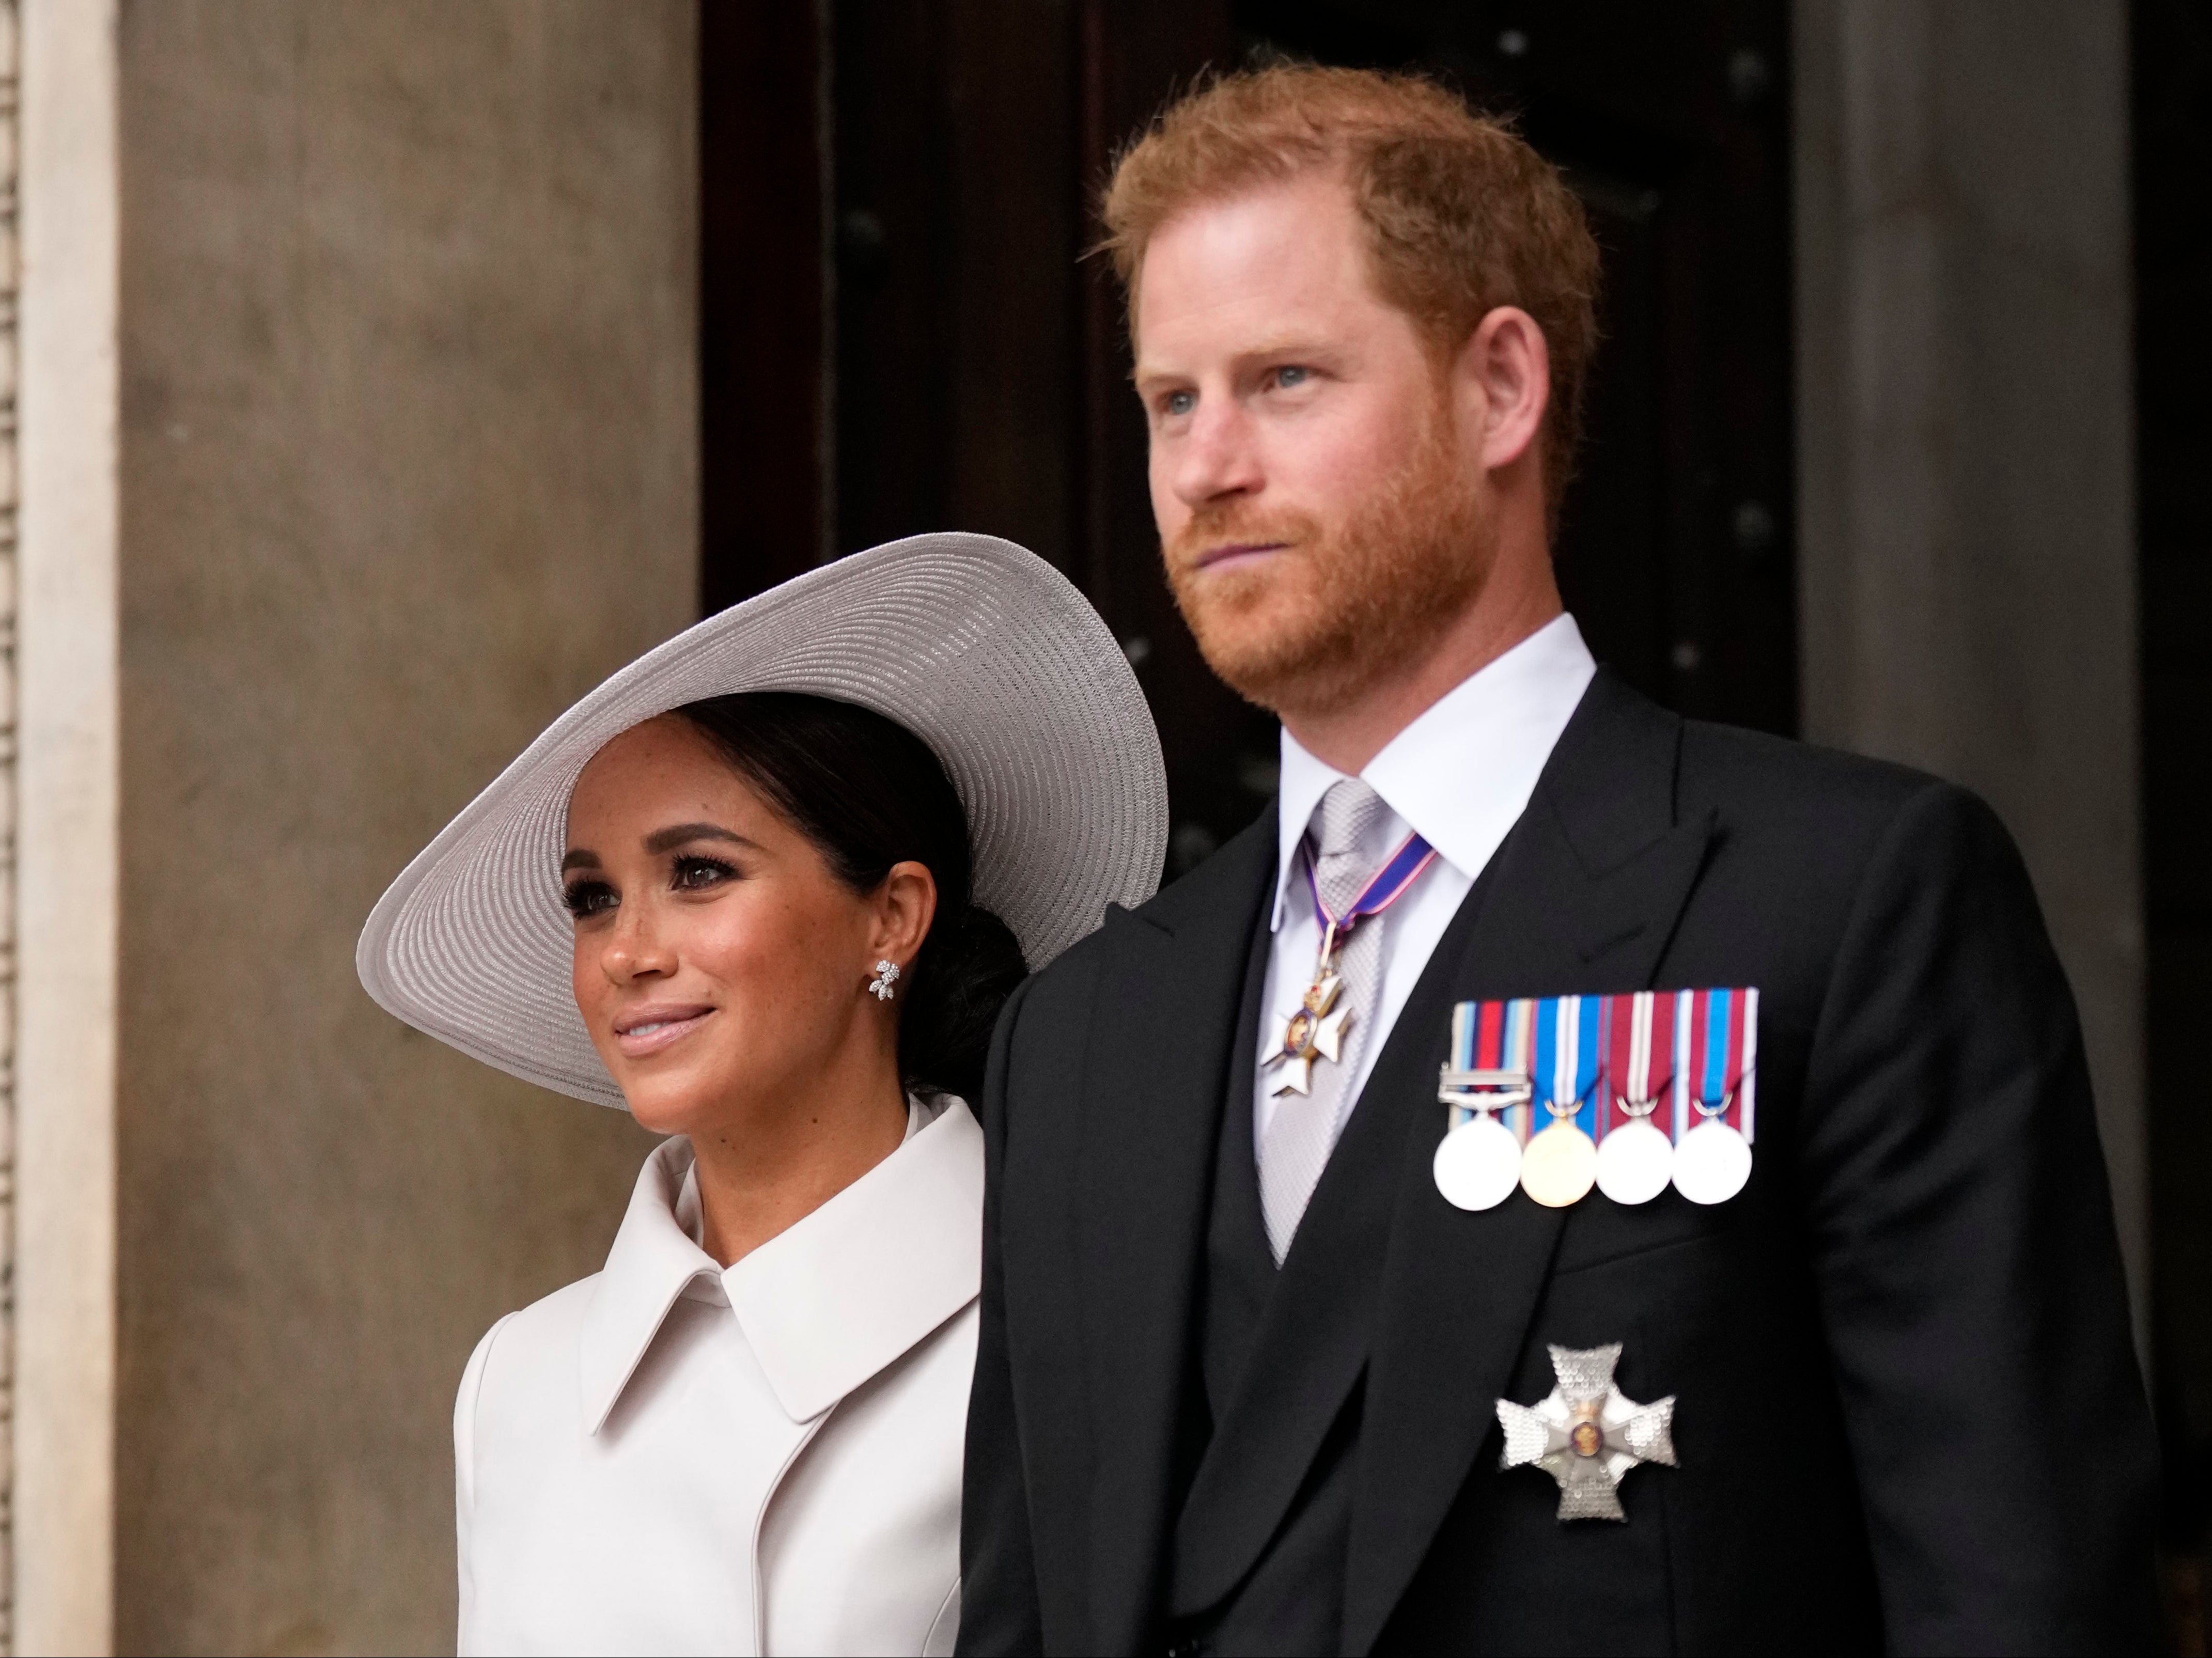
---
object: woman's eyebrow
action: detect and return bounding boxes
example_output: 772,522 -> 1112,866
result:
560,849 -> 602,873
642,822 -> 758,856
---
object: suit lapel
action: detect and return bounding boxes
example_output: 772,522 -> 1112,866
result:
1170,845 -> 1505,1614
1341,673 -> 1717,1654
1076,813 -> 1275,1654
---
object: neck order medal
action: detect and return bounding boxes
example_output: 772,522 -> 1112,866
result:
1265,828 -> 1438,1099
1266,956 -> 1349,1098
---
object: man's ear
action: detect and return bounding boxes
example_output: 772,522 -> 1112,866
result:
1452,305 -> 1550,475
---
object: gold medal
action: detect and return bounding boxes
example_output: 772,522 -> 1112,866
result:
1519,1102 -> 1598,1208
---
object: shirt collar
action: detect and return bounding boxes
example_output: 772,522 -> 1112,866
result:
1271,613 -> 1598,929
577,1096 -> 984,1433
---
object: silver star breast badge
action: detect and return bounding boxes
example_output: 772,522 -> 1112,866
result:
1497,1342 -> 1676,1522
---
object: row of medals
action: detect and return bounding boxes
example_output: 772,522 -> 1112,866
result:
1431,1067 -> 1752,1212
1268,959 -> 1754,1213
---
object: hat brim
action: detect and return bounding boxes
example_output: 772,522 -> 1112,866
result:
356,533 -> 1167,1108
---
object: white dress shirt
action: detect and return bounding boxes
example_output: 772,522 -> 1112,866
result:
455,1095 -> 980,1657
1255,614 -> 1598,1147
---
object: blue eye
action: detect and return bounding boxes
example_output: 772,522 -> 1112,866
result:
1165,389 -> 1196,417
1275,365 -> 1311,388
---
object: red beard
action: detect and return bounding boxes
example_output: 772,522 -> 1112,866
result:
1163,394 -> 1495,719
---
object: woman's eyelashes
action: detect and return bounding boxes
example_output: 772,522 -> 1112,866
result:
670,853 -> 739,891
563,877 -> 617,919
564,854 -> 741,919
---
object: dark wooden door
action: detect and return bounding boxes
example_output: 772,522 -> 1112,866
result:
1233,1 -> 1797,735
2135,0 -> 2212,1616
700,0 -> 1797,877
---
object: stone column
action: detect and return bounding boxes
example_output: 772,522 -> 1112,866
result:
1794,0 -> 2144,1333
11,4 -> 699,1651
0,12 -> 20,1643
17,1 -> 119,1651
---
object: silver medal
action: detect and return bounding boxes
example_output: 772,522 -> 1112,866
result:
1497,1342 -> 1677,1522
1433,1112 -> 1524,1211
1671,1113 -> 1751,1205
1435,1063 -> 1531,1212
1594,1109 -> 1673,1206
1598,993 -> 1675,1206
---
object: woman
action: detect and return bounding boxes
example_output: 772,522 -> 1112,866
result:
356,534 -> 1165,1656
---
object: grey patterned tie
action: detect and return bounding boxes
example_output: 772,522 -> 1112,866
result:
1259,778 -> 1393,1263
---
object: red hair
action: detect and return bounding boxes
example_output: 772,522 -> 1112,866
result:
1100,63 -> 1602,514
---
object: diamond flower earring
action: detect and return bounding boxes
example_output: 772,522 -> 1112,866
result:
868,959 -> 901,1002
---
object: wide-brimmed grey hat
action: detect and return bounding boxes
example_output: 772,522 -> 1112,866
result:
357,532 -> 1167,1109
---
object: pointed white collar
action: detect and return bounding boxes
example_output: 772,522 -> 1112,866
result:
577,1096 -> 984,1433
1270,613 -> 1597,928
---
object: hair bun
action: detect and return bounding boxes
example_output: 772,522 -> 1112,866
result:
901,904 -> 1027,1103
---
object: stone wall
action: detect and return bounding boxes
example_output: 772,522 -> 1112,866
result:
107,4 -> 693,1650
1794,0 -> 2145,1330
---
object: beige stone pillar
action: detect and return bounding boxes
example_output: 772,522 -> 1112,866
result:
10,4 -> 699,1651
1794,0 -> 2145,1338
17,1 -> 119,1651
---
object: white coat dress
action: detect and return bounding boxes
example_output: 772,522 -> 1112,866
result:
455,1095 -> 981,1656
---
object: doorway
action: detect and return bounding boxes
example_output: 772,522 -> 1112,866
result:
700,0 -> 1797,873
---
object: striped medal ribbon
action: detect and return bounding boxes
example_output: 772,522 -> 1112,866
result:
1671,988 -> 1758,1205
1432,997 -> 1535,1211
1520,996 -> 1605,1207
1433,987 -> 1761,1213
1305,827 -> 1437,947
1596,991 -> 1677,1205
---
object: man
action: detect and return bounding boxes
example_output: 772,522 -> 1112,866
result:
959,65 -> 2156,1656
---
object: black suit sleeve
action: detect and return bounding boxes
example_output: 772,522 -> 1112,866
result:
957,973 -> 1046,1656
1799,781 -> 2158,1653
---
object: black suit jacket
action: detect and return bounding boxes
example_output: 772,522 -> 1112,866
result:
959,672 -> 2157,1655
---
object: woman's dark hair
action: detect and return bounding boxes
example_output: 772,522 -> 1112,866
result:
672,691 -> 1028,1103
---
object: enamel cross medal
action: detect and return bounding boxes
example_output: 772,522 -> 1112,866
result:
1264,928 -> 1350,1097
1264,830 -> 1438,1097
